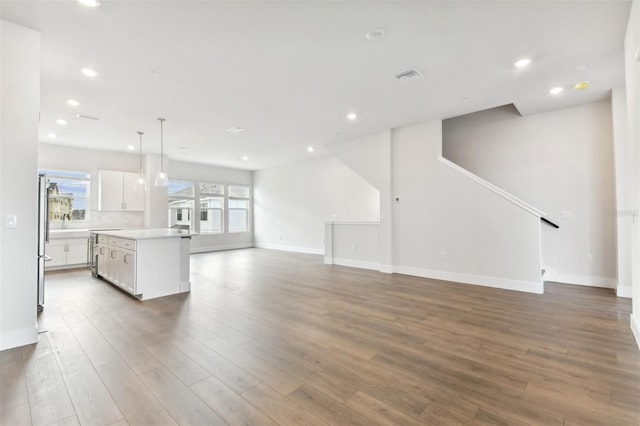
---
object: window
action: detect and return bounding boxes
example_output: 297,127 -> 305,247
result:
39,170 -> 90,222
199,183 -> 224,234
168,180 -> 194,230
228,184 -> 250,233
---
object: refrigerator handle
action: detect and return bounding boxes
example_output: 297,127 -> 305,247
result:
45,186 -> 50,243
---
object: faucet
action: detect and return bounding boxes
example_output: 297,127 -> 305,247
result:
62,213 -> 71,229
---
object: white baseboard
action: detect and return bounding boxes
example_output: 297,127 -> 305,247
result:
190,243 -> 254,254
255,242 -> 324,255
331,257 -> 379,271
543,270 -> 617,290
378,264 -> 393,274
616,285 -> 632,298
0,326 -> 38,351
394,265 -> 543,294
631,313 -> 640,350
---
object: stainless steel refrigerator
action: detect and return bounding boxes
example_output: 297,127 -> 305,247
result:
37,174 -> 50,312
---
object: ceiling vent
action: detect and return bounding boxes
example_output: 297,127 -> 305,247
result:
76,114 -> 102,122
394,68 -> 422,81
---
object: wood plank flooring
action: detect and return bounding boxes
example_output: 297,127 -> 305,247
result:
1,248 -> 639,425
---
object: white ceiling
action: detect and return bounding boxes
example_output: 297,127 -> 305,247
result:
0,0 -> 631,170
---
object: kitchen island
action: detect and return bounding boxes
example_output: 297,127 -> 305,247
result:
95,228 -> 193,300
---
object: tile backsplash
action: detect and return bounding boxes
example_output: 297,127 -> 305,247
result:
50,210 -> 145,230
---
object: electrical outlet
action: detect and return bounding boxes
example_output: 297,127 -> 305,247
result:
278,235 -> 282,241
351,243 -> 357,251
586,254 -> 593,263
441,251 -> 448,260
321,237 -> 325,244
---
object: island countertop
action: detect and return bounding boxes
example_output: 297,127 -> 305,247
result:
96,228 -> 195,240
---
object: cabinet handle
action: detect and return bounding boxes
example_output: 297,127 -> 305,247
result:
99,247 -> 105,255
111,250 -> 117,259
124,254 -> 129,264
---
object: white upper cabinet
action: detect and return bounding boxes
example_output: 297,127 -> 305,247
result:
98,170 -> 144,211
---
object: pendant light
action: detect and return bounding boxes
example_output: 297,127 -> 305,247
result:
154,117 -> 168,186
134,131 -> 147,191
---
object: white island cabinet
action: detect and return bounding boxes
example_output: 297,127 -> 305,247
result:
96,228 -> 192,300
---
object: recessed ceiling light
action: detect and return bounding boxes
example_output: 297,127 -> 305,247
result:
347,112 -> 357,121
577,64 -> 588,72
66,99 -> 80,106
549,87 -> 563,95
56,119 -> 67,125
307,146 -> 315,152
241,156 -> 249,161
78,0 -> 100,7
574,81 -> 590,91
48,133 -> 57,139
514,58 -> 531,68
179,147 -> 188,151
365,28 -> 386,41
227,126 -> 245,134
81,68 -> 99,77
127,145 -> 135,150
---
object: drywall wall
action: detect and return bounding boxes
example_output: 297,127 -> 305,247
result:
326,130 -> 394,271
624,0 -> 640,347
253,155 -> 380,253
324,222 -> 379,270
39,143 -> 145,229
443,101 -> 617,289
0,21 -> 40,350
393,120 -> 542,292
169,159 -> 253,251
612,88 -> 632,298
39,144 -> 254,252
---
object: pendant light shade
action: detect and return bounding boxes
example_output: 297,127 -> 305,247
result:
154,117 -> 169,187
134,131 -> 147,191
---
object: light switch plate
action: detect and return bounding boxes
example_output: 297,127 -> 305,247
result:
5,215 -> 17,229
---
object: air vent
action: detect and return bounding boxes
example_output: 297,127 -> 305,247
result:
76,114 -> 102,122
394,68 -> 422,81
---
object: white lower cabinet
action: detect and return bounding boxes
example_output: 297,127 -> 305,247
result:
46,237 -> 89,269
97,237 -> 138,296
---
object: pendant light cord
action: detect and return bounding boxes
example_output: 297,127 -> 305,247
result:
158,118 -> 166,171
137,131 -> 144,173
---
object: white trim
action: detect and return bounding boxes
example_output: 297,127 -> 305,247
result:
438,156 -> 545,217
543,270 -> 617,289
0,326 -> 38,351
190,242 -> 254,253
378,264 -> 393,274
394,265 -> 543,294
631,314 -> 640,350
331,257 -> 379,271
616,285 -> 632,298
324,221 -> 381,225
255,242 -> 324,255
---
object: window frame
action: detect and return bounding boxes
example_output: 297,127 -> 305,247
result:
39,169 -> 91,223
227,184 -> 251,233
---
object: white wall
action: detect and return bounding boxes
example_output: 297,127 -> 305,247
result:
39,143 -> 145,229
612,88 -> 632,298
442,101 -> 617,289
0,21 -> 41,350
624,0 -> 640,347
254,155 -> 380,254
169,159 -> 253,252
393,120 -> 543,293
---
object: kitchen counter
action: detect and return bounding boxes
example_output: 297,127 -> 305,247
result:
96,228 -> 195,240
94,228 -> 191,300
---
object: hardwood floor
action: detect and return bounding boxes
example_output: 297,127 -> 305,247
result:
1,248 -> 639,425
